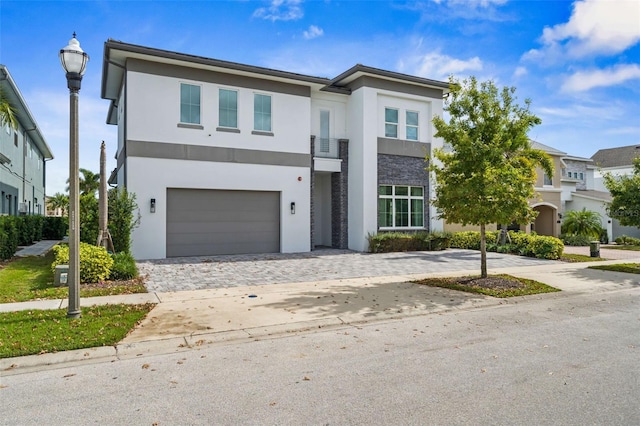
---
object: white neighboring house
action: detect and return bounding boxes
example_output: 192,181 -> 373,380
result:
591,145 -> 640,239
101,40 -> 449,260
0,65 -> 53,216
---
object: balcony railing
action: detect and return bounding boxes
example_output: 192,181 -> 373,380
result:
314,137 -> 340,159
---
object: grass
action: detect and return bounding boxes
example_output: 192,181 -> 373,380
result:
0,303 -> 155,358
606,245 -> 640,251
413,274 -> 560,298
561,253 -> 606,263
0,251 -> 147,303
588,263 -> 640,274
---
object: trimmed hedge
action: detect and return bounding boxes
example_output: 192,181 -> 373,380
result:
368,232 -> 451,253
449,230 -> 564,260
0,215 -> 68,260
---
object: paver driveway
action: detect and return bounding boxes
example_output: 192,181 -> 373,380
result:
138,249 -> 561,293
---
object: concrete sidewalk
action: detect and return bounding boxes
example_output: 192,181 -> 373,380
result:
2,256 -> 638,373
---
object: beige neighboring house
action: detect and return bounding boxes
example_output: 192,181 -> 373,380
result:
444,141 -> 618,240
591,144 -> 640,239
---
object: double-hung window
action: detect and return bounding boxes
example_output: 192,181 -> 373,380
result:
378,185 -> 424,228
219,89 -> 238,129
406,111 -> 419,141
180,83 -> 201,125
254,93 -> 272,132
543,173 -> 553,186
385,108 -> 398,138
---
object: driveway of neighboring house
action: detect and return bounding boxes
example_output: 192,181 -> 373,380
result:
562,245 -> 640,260
138,249 -> 561,293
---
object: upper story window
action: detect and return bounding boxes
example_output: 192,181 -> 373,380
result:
543,173 -> 553,186
180,83 -> 201,125
378,185 -> 424,229
319,110 -> 330,153
219,88 -> 238,129
385,108 -> 398,138
406,111 -> 419,141
254,93 -> 272,132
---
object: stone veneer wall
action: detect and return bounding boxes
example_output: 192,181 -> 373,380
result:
563,159 -> 588,190
377,154 -> 430,231
331,139 -> 349,249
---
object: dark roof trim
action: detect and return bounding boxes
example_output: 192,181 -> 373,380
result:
329,64 -> 450,91
103,39 -> 331,88
0,65 -> 53,159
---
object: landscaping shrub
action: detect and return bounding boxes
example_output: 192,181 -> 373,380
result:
79,194 -> 99,245
0,216 -> 18,260
367,231 -> 451,253
42,216 -> 68,240
615,235 -> 640,246
52,242 -> 114,283
561,234 -> 592,246
108,187 -> 140,254
109,251 -> 138,280
529,235 -> 564,259
449,231 -> 499,250
449,230 -> 563,260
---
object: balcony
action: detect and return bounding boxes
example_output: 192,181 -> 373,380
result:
314,138 -> 339,159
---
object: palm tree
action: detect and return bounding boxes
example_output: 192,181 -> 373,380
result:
561,208 -> 602,238
0,89 -> 18,130
66,168 -> 100,196
47,192 -> 69,217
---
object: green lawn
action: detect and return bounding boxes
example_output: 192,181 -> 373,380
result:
588,263 -> 640,274
561,253 -> 606,263
0,303 -> 155,358
605,245 -> 640,251
0,251 -> 146,303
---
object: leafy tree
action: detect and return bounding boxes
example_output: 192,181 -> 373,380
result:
79,193 -> 99,245
604,158 -> 640,228
108,187 -> 140,254
431,76 -> 553,278
0,89 -> 18,130
561,208 -> 602,238
66,168 -> 100,196
47,192 -> 69,217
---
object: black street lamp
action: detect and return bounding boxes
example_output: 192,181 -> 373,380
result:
59,33 -> 89,318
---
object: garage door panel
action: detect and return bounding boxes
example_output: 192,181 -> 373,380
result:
166,189 -> 280,257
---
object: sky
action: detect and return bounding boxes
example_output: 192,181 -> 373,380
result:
1,0 -> 639,196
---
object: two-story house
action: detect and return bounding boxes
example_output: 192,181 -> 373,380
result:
0,65 -> 53,216
591,145 -> 640,239
101,40 -> 449,260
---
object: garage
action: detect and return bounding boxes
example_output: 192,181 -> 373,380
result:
166,188 -> 281,257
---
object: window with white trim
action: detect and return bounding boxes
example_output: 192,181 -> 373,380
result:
180,83 -> 201,124
385,108 -> 398,138
254,93 -> 272,132
219,88 -> 238,128
378,185 -> 424,228
406,111 -> 419,141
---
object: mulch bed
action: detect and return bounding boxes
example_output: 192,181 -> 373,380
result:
448,276 -> 526,289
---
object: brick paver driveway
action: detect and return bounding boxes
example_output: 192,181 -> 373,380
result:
138,249 -> 562,293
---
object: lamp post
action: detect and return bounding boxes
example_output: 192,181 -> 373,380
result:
60,33 -> 89,318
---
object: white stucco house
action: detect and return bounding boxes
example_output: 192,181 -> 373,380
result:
0,65 -> 53,216
101,40 -> 449,259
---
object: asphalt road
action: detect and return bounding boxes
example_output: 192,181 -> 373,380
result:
1,287 -> 638,425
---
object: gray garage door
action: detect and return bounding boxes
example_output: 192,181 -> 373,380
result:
166,188 -> 280,257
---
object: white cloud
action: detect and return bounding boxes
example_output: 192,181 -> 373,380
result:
303,25 -> 323,40
530,0 -> 640,60
407,51 -> 483,80
253,0 -> 303,22
561,64 -> 640,92
513,66 -> 528,78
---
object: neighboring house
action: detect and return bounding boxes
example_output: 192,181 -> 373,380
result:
443,140 -> 618,240
101,40 -> 449,260
0,65 -> 53,216
591,145 -> 640,239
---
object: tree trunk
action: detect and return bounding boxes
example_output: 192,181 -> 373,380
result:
480,223 -> 487,278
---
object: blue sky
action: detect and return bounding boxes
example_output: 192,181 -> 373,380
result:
1,0 -> 639,195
